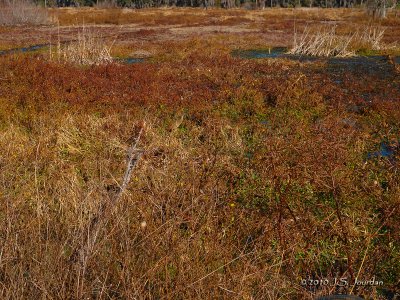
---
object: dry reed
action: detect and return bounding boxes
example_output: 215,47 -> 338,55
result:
55,25 -> 114,66
289,25 -> 386,57
0,0 -> 49,25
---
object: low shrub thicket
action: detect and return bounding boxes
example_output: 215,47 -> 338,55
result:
0,50 -> 399,299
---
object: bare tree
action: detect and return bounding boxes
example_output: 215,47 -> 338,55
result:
366,0 -> 396,18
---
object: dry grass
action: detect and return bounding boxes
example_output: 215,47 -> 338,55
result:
0,8 -> 400,300
0,0 -> 49,25
356,26 -> 386,50
289,25 -> 387,57
1,8 -> 399,55
48,7 -> 400,28
53,25 -> 114,65
290,26 -> 356,57
0,48 -> 399,298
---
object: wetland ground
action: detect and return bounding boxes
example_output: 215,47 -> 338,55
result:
0,7 -> 399,300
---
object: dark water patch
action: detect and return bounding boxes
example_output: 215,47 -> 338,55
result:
327,56 -> 398,102
367,141 -> 399,161
327,56 -> 395,78
0,44 -> 147,65
232,48 -> 391,66
118,57 -> 146,64
280,54 -> 320,62
232,48 -> 288,59
0,44 -> 48,56
232,48 -> 321,62
0,39 -> 91,56
233,49 -> 396,77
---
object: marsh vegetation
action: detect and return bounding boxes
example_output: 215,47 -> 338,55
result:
0,7 -> 399,300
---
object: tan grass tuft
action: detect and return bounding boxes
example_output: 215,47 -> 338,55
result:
0,0 -> 49,25
289,25 -> 386,57
55,25 -> 114,66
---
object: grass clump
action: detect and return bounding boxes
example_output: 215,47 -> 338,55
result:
0,0 -> 49,25
53,26 -> 114,66
289,25 -> 386,57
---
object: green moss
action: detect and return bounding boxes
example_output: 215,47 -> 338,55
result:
356,48 -> 382,56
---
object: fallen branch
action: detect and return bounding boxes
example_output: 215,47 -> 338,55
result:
69,122 -> 145,297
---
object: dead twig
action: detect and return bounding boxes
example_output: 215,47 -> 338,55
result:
70,122 -> 145,298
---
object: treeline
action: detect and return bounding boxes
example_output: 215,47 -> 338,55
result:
33,0 -> 396,9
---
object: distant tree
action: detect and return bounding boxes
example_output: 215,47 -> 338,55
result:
366,0 -> 396,17
202,0 -> 214,8
220,0 -> 235,8
26,0 -> 392,10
